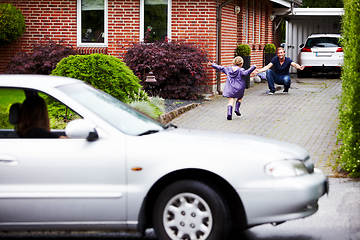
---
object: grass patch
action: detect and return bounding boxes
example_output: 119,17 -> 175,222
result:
0,89 -> 25,107
0,89 -> 26,129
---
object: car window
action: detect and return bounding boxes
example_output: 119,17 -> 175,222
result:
0,88 -> 81,138
39,92 -> 82,130
305,37 -> 341,48
58,83 -> 164,136
0,88 -> 26,130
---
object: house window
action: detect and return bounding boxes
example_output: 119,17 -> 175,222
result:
77,0 -> 108,47
140,0 -> 171,41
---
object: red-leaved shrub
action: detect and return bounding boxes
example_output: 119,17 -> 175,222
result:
124,39 -> 208,100
5,39 -> 76,75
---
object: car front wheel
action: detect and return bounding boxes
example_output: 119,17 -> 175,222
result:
152,180 -> 230,240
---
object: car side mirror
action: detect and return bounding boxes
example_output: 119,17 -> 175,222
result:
65,119 -> 98,141
299,44 -> 304,48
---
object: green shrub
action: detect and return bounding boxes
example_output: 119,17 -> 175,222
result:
0,3 -> 26,45
235,44 -> 251,56
337,0 -> 360,177
264,43 -> 276,53
52,54 -> 148,103
129,97 -> 165,119
0,105 -> 13,129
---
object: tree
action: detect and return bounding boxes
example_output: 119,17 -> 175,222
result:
0,3 -> 26,45
301,0 -> 344,8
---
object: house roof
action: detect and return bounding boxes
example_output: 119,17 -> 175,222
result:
274,7 -> 344,19
290,8 -> 344,16
270,0 -> 302,8
270,0 -> 291,8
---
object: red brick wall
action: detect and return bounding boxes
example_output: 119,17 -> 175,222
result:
107,0 -> 140,58
0,0 -> 77,72
215,0 -> 274,90
237,0 -> 274,67
171,0 -> 217,86
0,0 -> 275,93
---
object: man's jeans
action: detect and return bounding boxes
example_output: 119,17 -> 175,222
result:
266,69 -> 291,91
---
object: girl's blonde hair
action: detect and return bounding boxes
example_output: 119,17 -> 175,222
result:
233,56 -> 244,66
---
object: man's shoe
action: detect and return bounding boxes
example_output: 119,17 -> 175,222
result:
283,88 -> 289,93
267,90 -> 275,95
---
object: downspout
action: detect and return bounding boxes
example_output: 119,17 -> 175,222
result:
216,0 -> 235,94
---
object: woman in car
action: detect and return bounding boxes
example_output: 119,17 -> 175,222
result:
18,95 -> 65,138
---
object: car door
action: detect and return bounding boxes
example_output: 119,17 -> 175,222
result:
0,130 -> 127,229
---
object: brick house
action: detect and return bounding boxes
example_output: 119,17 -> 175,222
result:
0,0 -> 298,94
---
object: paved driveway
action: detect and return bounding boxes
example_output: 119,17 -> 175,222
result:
171,75 -> 341,175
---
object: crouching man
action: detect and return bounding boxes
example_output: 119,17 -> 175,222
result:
254,47 -> 305,94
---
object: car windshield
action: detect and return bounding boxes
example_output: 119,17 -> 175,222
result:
58,83 -> 164,136
305,37 -> 341,48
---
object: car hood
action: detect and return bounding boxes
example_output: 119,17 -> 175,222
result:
125,127 -> 312,191
127,127 -> 309,164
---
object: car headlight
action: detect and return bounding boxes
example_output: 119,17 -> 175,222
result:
265,160 -> 308,177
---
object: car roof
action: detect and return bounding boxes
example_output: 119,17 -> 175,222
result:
0,74 -> 82,89
307,33 -> 341,38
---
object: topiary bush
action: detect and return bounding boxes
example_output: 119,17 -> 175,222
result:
235,44 -> 251,56
0,3 -> 26,45
52,53 -> 148,103
124,39 -> 208,100
264,43 -> 276,53
5,39 -> 77,74
337,0 -> 360,177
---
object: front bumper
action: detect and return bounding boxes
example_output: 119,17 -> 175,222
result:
304,66 -> 342,74
238,169 -> 329,226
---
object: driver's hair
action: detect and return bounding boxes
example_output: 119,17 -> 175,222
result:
18,95 -> 50,137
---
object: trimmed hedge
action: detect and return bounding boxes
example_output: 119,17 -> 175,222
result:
52,54 -> 148,104
264,43 -> 276,53
0,3 -> 26,45
337,0 -> 360,177
235,44 -> 251,56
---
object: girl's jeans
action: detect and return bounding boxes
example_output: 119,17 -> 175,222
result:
266,69 -> 291,91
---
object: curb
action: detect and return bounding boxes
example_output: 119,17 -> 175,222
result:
158,103 -> 201,124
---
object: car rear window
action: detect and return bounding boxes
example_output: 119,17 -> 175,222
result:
305,37 -> 341,48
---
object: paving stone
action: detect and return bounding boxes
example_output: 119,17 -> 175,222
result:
171,76 -> 341,175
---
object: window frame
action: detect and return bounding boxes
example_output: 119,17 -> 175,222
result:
140,0 -> 172,42
76,0 -> 108,47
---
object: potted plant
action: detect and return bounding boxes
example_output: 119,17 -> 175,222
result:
235,44 -> 251,88
263,43 -> 276,66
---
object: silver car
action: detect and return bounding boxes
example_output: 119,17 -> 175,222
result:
298,33 -> 343,77
0,75 -> 328,239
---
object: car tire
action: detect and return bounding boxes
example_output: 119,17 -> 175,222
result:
152,180 -> 231,240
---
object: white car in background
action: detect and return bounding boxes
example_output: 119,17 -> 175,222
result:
0,75 -> 329,239
298,34 -> 343,77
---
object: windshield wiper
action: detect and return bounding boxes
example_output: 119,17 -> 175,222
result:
164,123 -> 178,129
138,123 -> 177,136
138,130 -> 160,136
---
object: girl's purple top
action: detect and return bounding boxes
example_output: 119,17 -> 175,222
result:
211,63 -> 256,99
